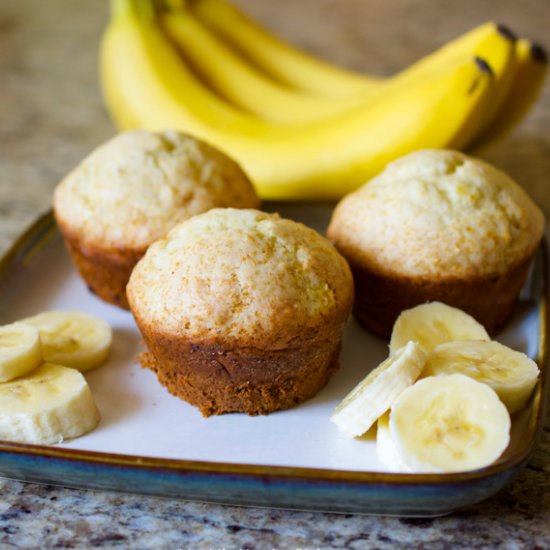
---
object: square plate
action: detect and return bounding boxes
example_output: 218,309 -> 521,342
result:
0,204 -> 547,516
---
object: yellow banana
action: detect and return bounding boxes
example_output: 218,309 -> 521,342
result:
160,9 -> 364,123
471,39 -> 548,148
100,0 -> 495,200
162,8 -> 513,127
187,0 -> 546,146
190,0 -> 506,98
469,32 -> 518,141
188,0 -> 376,98
429,28 -> 515,149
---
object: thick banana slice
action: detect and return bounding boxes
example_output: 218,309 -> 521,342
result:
22,311 -> 112,372
331,341 -> 427,437
389,301 -> 490,355
376,412 -> 411,473
423,340 -> 540,414
0,363 -> 100,445
390,374 -> 511,473
0,322 -> 42,382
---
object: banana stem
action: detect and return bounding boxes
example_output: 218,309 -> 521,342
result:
110,0 -> 156,20
531,42 -> 548,63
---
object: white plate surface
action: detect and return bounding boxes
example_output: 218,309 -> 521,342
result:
0,204 -> 541,472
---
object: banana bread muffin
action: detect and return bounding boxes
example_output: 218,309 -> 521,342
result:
127,208 -> 354,416
327,149 -> 544,337
53,130 -> 259,308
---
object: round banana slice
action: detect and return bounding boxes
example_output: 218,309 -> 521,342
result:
0,363 -> 100,445
0,322 -> 42,382
389,301 -> 490,355
22,311 -> 112,372
331,341 -> 427,438
423,340 -> 540,414
390,374 -> 511,473
376,412 -> 411,473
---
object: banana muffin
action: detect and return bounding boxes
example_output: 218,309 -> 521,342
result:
127,208 -> 354,416
327,149 -> 544,337
53,129 -> 259,308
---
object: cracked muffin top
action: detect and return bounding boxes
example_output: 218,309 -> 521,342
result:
127,208 -> 354,347
53,129 -> 259,251
327,149 -> 544,280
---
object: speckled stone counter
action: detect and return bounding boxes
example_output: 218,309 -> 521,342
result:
1,0 -> 549,547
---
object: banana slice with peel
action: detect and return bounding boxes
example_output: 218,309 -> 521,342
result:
0,322 -> 42,382
389,301 -> 490,355
22,311 -> 112,372
331,341 -> 427,437
0,363 -> 100,445
423,340 -> 539,413
390,373 -> 511,473
376,412 -> 411,473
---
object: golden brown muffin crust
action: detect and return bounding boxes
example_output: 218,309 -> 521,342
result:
56,217 -> 144,309
127,209 -> 354,347
351,255 -> 533,337
328,149 -> 544,281
54,130 -> 260,252
54,130 -> 260,308
328,150 -> 544,336
137,322 -> 343,416
127,208 -> 354,415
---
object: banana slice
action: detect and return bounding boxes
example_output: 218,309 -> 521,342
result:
0,322 -> 42,382
331,341 -> 427,437
423,340 -> 540,414
22,311 -> 112,372
376,412 -> 411,473
0,363 -> 100,445
390,374 -> 511,473
389,301 -> 490,355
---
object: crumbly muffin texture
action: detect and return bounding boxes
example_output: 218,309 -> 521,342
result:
328,149 -> 545,280
127,208 -> 354,348
53,130 -> 259,251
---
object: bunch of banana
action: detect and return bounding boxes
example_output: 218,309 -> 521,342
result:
0,311 -> 112,445
164,3 -> 516,131
331,302 -> 540,473
187,0 -> 546,130
100,0 -> 547,200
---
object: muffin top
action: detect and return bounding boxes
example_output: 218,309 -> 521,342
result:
327,150 -> 545,280
127,208 -> 354,347
53,130 -> 259,251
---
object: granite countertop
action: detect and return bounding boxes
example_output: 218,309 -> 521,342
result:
1,0 -> 549,547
